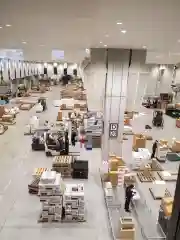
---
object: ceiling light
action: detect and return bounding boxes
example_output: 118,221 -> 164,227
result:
121,30 -> 126,34
178,40 -> 180,43
142,46 -> 147,49
44,62 -> 48,67
53,62 -> 57,67
105,34 -> 109,37
100,41 -> 103,44
22,41 -> 27,44
6,24 -> 11,27
104,44 -> 107,47
0,26 -> 2,29
117,22 -> 122,25
40,44 -> 45,47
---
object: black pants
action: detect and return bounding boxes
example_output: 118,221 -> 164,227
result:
124,198 -> 131,211
151,150 -> 155,159
71,139 -> 75,146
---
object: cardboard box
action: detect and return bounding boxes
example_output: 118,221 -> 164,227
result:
119,228 -> 135,240
124,118 -> 131,126
57,112 -> 62,121
172,140 -> 180,152
109,171 -> 118,186
119,217 -> 135,229
133,134 -> 146,150
176,119 -> 180,128
109,159 -> 118,171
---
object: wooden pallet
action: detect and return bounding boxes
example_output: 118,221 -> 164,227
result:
137,172 -> 156,182
149,188 -> 171,200
53,155 -> 72,165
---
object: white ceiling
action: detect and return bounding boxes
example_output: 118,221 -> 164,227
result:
0,0 -> 180,63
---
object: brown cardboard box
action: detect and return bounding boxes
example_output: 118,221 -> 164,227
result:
74,103 -> 80,109
116,156 -> 125,166
119,217 -> 135,229
176,119 -> 180,128
109,159 -> 118,171
2,115 -> 13,122
57,112 -> 62,121
0,106 -> 5,118
124,118 -> 131,126
161,197 -> 173,216
119,228 -> 135,240
172,140 -> 180,152
133,134 -> 146,150
160,139 -> 168,145
109,171 -> 118,186
60,104 -> 66,110
175,103 -> 180,109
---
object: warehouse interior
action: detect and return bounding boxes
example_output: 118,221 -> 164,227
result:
0,0 -> 180,240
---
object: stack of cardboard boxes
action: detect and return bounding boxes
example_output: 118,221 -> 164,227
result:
39,171 -> 65,222
64,183 -> 85,221
118,217 -> 135,240
52,156 -> 72,178
158,197 -> 173,235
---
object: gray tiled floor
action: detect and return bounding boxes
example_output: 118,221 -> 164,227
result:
0,86 -> 111,240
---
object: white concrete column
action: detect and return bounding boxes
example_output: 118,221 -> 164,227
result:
103,49 -> 130,161
126,50 -> 147,111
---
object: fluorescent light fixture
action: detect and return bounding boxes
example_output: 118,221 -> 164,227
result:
104,44 -> 107,47
6,24 -> 11,27
64,63 -> 67,68
121,30 -> 127,34
117,22 -> 122,25
100,41 -> 103,44
53,62 -> 57,67
22,41 -> 27,44
0,26 -> 2,29
142,46 -> 147,49
105,34 -> 109,37
44,62 -> 48,67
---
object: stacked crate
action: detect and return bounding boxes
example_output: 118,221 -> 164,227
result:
64,183 -> 85,221
52,156 -> 72,178
38,171 -> 65,222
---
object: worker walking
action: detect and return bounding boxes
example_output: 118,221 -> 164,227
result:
124,185 -> 134,213
151,140 -> 158,159
71,130 -> 77,146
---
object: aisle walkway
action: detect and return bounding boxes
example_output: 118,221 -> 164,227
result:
0,86 -> 111,240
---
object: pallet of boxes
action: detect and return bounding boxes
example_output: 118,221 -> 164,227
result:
52,156 -> 72,178
108,155 -> 127,187
64,183 -> 85,222
38,171 -> 65,222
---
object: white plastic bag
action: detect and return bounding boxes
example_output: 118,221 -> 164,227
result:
36,103 -> 43,113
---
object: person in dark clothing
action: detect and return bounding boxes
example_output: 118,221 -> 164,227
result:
71,131 -> 77,146
151,140 -> 158,159
64,132 -> 69,154
124,184 -> 134,212
61,206 -> 65,221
